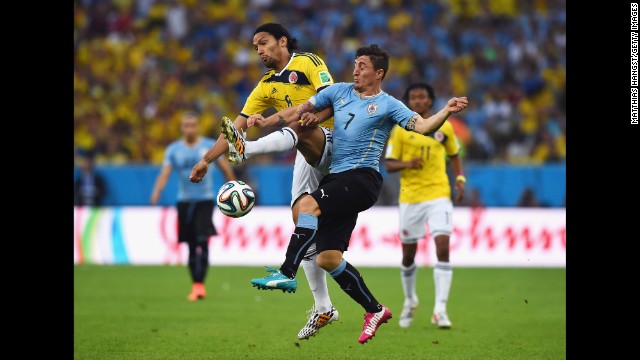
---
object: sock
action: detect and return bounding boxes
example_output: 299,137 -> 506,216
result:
188,240 -> 209,283
244,128 -> 298,159
433,261 -> 453,314
400,263 -> 418,305
301,253 -> 332,313
279,213 -> 317,279
329,259 -> 381,313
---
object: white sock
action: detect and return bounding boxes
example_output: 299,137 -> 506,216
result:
301,254 -> 332,313
400,263 -> 418,306
433,261 -> 453,314
244,128 -> 298,159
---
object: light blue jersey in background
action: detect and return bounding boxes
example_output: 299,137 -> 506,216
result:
164,138 -> 216,201
310,82 -> 417,173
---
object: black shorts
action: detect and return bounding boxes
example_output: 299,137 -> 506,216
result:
310,167 -> 383,253
177,200 -> 216,243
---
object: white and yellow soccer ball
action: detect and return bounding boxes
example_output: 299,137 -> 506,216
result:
216,180 -> 256,218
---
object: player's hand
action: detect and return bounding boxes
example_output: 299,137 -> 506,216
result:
247,114 -> 267,128
454,179 -> 466,202
406,157 -> 423,169
300,112 -> 319,127
189,159 -> 209,183
446,97 -> 468,114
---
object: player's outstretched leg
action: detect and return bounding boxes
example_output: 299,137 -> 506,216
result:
250,266 -> 297,293
250,213 -> 318,293
221,117 -> 246,164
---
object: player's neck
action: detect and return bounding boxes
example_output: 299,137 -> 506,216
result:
184,136 -> 200,146
274,53 -> 293,74
357,86 -> 383,99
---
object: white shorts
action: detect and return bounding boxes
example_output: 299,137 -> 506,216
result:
290,126 -> 333,207
399,197 -> 453,243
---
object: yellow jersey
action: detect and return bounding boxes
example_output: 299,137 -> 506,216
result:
385,120 -> 460,203
240,52 -> 334,129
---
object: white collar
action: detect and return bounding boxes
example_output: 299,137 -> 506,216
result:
275,53 -> 296,76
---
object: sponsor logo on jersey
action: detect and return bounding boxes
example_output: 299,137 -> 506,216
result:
289,71 -> 298,83
271,87 -> 277,94
367,103 -> 378,115
319,71 -> 331,84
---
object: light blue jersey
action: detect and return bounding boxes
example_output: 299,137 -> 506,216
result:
310,82 -> 417,173
164,137 -> 216,201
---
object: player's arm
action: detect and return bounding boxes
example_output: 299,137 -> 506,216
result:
215,155 -> 237,182
190,115 -> 249,183
385,158 -> 423,172
247,102 -> 333,128
449,153 -> 466,202
150,164 -> 172,205
384,127 -> 422,173
406,97 -> 468,135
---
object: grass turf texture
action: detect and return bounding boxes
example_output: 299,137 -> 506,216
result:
74,265 -> 565,359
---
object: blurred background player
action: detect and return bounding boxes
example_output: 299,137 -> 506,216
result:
151,112 -> 236,301
189,23 -> 340,339
74,151 -> 107,206
385,83 -> 466,329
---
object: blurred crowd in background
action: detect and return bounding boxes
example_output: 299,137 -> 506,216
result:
74,0 -> 566,166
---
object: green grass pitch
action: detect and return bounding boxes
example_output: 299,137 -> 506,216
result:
74,265 -> 565,359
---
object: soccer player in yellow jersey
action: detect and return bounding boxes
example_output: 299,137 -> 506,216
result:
189,23 -> 338,339
384,83 -> 466,329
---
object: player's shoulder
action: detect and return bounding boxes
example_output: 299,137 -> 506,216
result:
259,68 -> 276,81
293,52 -> 326,66
167,139 -> 182,149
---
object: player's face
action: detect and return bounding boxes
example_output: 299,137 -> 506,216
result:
407,88 -> 433,114
253,32 -> 283,69
181,117 -> 199,141
353,56 -> 381,92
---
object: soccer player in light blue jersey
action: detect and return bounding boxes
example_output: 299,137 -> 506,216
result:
151,112 -> 236,301
248,44 -> 468,343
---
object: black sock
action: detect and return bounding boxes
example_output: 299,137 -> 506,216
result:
280,213 -> 317,279
188,241 -> 209,283
329,259 -> 382,313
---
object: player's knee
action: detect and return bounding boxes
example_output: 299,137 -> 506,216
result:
402,254 -> 416,267
299,195 -> 321,216
315,251 -> 341,271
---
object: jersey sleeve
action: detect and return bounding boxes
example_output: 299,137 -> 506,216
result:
441,121 -> 461,156
240,82 -> 271,118
309,83 -> 339,111
163,143 -> 175,167
385,125 -> 403,160
388,98 -> 418,129
304,53 -> 334,91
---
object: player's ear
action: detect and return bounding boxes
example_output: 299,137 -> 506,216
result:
279,36 -> 287,48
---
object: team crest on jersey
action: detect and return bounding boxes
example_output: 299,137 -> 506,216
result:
434,131 -> 445,142
367,103 -> 378,115
288,71 -> 298,83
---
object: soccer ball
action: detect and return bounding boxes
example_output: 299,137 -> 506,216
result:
216,180 -> 256,218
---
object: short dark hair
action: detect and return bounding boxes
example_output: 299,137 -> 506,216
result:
253,23 -> 299,53
355,44 -> 390,80
403,83 -> 436,108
